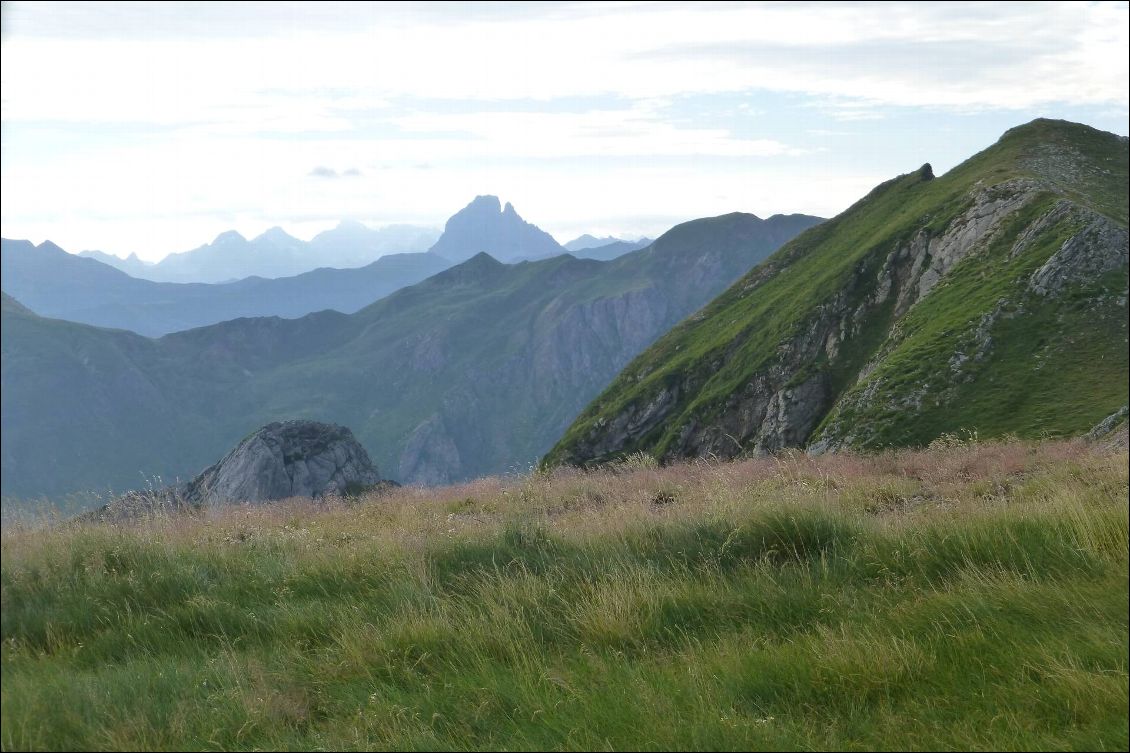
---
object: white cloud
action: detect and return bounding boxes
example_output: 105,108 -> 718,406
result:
1,1 -> 1127,257
3,2 -> 1126,128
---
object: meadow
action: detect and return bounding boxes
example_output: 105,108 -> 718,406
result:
2,437 -> 1127,750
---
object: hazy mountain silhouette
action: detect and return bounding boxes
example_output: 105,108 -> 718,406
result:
428,196 -> 565,262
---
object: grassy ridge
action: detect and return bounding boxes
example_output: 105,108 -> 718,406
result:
545,119 -> 1129,466
3,439 -> 1127,750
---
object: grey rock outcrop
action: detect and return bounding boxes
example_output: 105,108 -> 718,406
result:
183,421 -> 382,505
78,420 -> 386,522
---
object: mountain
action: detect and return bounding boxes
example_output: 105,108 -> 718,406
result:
146,228 -> 306,283
566,236 -> 655,261
1,212 -> 821,502
1,239 -> 451,337
563,234 -> 636,251
544,119 -> 1129,468
77,249 -> 153,277
307,221 -> 440,268
82,222 -> 439,283
428,196 -> 566,262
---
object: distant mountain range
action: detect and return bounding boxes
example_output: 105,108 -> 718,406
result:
1,239 -> 451,337
2,197 -> 653,337
565,236 -> 655,260
80,222 -> 441,283
564,234 -> 653,252
1,211 -> 822,501
546,119 -> 1129,468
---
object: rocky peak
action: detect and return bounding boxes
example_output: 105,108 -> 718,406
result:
428,195 -> 564,262
211,230 -> 247,245
35,240 -> 67,256
254,226 -> 297,244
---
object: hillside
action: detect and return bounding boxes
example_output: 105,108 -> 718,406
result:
546,119 -> 1129,468
1,240 -> 450,336
2,440 -> 1126,750
1,213 -> 821,502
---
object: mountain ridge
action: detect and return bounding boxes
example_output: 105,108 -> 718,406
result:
545,118 -> 1129,467
1,239 -> 452,337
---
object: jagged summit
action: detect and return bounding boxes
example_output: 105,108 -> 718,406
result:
428,195 -> 565,263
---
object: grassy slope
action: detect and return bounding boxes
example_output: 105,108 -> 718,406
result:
2,440 -> 1127,750
546,119 -> 1129,464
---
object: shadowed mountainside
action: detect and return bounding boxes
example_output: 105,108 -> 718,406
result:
1,211 -> 821,502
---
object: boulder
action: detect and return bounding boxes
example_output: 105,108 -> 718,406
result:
80,420 -> 386,521
183,421 -> 382,505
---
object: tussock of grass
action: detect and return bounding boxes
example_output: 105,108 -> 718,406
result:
3,440 -> 1127,750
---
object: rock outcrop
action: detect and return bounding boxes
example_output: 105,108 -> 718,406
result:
183,421 -> 382,505
82,421 -> 385,521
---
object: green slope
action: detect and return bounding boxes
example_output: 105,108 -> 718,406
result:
545,119 -> 1129,467
1,213 -> 820,504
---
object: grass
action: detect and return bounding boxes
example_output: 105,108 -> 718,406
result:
3,438 -> 1127,750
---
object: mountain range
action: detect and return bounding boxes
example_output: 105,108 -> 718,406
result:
80,222 -> 440,283
0,212 -> 822,501
4,118 -> 1125,510
1,197 -> 649,337
564,234 -> 653,254
1,240 -> 450,337
545,119 -> 1129,467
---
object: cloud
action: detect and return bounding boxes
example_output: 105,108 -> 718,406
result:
1,2 -> 1126,259
2,2 -> 1125,131
309,166 -> 361,178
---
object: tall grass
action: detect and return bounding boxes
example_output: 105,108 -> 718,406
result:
2,439 -> 1127,750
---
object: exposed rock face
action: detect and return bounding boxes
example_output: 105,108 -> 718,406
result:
1029,206 -> 1129,296
183,421 -> 381,505
566,175 -> 1041,464
1086,405 -> 1128,444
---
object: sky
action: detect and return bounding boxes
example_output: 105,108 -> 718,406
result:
1,1 -> 1127,262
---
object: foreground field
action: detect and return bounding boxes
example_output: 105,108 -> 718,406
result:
2,439 -> 1128,751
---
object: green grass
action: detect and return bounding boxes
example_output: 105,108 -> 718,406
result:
3,439 -> 1127,750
